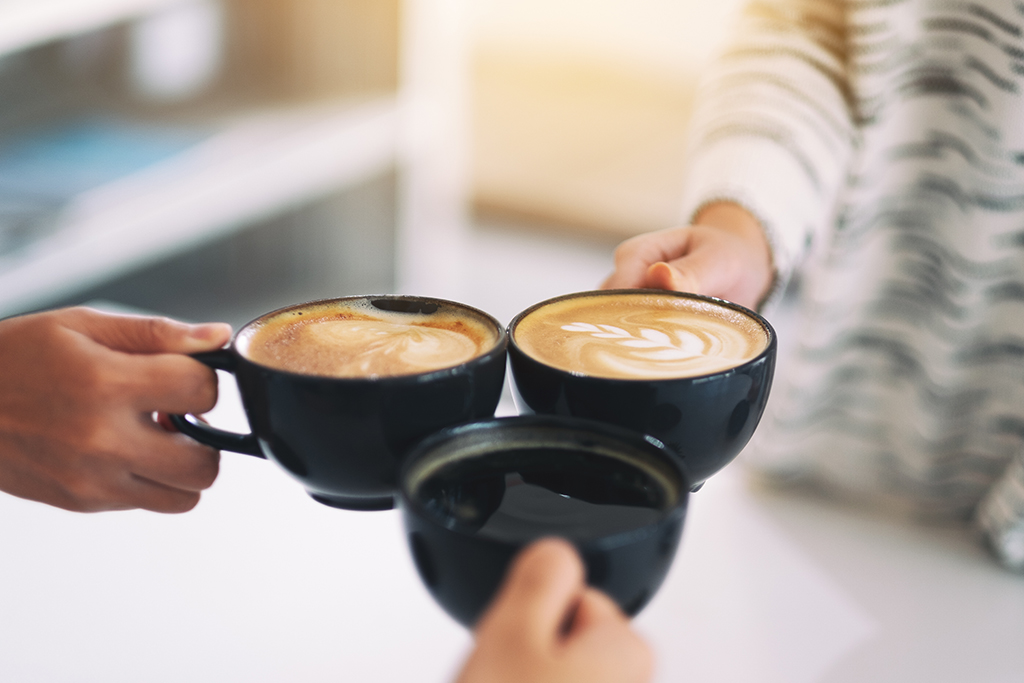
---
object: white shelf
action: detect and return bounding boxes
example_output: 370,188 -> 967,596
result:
0,96 -> 400,316
0,0 -> 188,58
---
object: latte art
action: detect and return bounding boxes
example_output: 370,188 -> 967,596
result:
239,300 -> 499,378
275,319 -> 480,377
514,294 -> 768,380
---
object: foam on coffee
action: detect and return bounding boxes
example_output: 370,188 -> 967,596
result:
513,293 -> 768,380
238,300 -> 499,378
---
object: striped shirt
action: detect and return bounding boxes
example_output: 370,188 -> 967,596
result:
680,0 -> 1024,570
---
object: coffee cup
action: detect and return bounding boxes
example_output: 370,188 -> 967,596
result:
170,295 -> 508,510
399,416 -> 690,627
507,290 -> 776,487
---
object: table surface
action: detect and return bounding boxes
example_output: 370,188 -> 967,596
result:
1,375 -> 1022,683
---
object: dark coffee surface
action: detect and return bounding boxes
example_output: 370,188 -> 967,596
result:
414,447 -> 671,543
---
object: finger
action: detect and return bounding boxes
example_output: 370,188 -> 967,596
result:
477,538 -> 586,645
118,354 -> 220,415
565,587 -> 628,636
651,234 -> 748,298
120,474 -> 205,513
602,227 -> 695,289
658,256 -> 738,301
33,437 -> 213,513
119,418 -> 221,493
63,308 -> 232,355
564,590 -> 654,683
643,261 -> 700,293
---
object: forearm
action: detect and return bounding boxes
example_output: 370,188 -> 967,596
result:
681,0 -> 855,296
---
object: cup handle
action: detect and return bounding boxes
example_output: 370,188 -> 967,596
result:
168,349 -> 265,458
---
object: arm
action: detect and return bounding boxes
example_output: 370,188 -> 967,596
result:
0,307 -> 232,513
456,539 -> 653,683
604,0 -> 855,309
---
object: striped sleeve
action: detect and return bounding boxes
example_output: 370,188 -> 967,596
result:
680,0 -> 855,297
976,456 -> 1024,572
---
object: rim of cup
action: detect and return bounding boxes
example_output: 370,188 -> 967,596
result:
398,415 -> 691,551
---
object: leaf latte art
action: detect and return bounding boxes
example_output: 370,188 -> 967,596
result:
514,294 -> 768,379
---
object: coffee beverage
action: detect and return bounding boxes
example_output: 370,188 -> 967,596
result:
238,299 -> 501,378
410,440 -> 678,542
400,416 -> 689,626
512,292 -> 769,380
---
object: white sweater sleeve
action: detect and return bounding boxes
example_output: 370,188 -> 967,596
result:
680,0 -> 856,297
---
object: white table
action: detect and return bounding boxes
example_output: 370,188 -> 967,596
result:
2,370 -> 1022,683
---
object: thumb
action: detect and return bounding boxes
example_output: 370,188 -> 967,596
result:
65,308 -> 232,355
562,588 -> 654,683
476,538 -> 586,645
566,587 -> 628,636
644,261 -> 700,293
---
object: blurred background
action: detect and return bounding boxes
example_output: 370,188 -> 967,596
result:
0,0 -> 744,328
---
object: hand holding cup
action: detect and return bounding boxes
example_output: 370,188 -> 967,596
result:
456,538 -> 653,683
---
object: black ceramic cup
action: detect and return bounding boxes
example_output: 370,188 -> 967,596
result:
170,295 -> 508,510
507,290 -> 776,488
399,416 -> 690,627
